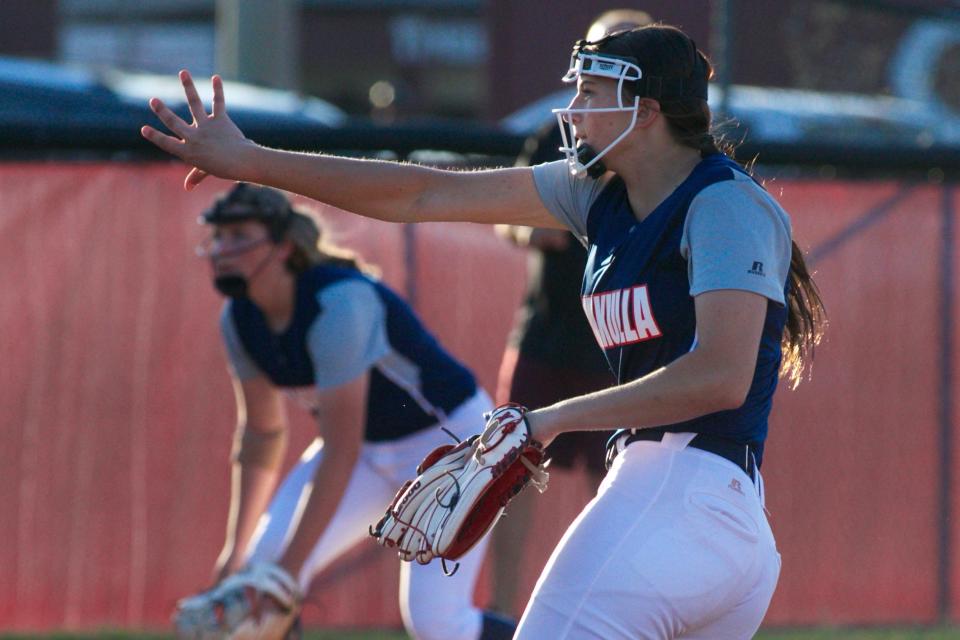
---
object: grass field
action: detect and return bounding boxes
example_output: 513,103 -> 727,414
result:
5,629 -> 960,639
759,630 -> 960,639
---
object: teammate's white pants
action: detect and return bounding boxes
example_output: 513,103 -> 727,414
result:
515,432 -> 781,640
244,391 -> 493,640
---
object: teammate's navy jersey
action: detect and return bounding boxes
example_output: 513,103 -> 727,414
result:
586,155 -> 786,463
534,154 -> 792,465
222,264 -> 477,442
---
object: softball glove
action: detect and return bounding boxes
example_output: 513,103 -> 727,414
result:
369,403 -> 549,572
173,562 -> 302,640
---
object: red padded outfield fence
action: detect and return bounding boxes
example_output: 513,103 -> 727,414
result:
0,163 -> 956,631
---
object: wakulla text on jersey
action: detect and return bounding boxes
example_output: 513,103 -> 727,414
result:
582,284 -> 662,348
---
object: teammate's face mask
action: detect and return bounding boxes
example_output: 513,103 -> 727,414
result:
553,48 -> 644,179
197,232 -> 274,299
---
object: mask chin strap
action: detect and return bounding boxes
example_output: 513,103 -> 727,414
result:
210,240 -> 282,299
575,145 -> 607,179
554,99 -> 640,178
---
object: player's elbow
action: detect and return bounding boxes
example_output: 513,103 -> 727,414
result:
690,347 -> 755,412
694,363 -> 752,412
714,385 -> 750,412
709,372 -> 753,411
399,166 -> 452,223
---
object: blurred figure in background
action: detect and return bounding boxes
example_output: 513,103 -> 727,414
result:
584,8 -> 654,41
489,8 -> 652,618
174,184 -> 515,640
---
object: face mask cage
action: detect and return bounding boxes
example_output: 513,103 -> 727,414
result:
198,225 -> 281,299
552,50 -> 644,178
195,232 -> 272,260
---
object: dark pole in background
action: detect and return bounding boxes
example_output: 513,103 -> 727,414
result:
215,0 -> 300,91
710,0 -> 735,119
939,184 -> 955,623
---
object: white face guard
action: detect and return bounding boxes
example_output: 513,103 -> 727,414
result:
553,51 -> 643,178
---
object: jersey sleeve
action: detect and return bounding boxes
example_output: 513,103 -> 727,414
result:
307,279 -> 391,389
219,303 -> 263,380
680,178 -> 792,305
531,160 -> 609,245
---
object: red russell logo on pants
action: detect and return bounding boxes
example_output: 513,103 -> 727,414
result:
582,285 -> 662,349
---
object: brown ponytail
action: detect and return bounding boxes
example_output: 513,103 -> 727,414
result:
284,209 -> 378,276
781,242 -> 827,388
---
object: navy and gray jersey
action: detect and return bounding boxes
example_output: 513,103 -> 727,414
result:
532,153 -> 792,465
220,265 -> 477,442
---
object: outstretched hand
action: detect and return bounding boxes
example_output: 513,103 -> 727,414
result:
140,70 -> 254,191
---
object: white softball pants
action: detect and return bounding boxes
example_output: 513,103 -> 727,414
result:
515,432 -> 781,640
244,390 -> 494,640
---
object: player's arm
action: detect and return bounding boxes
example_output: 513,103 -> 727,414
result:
216,374 -> 289,581
275,372 -> 368,585
269,279 -> 385,587
140,71 -> 565,230
526,289 -> 768,445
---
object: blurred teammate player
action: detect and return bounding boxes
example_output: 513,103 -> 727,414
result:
489,9 -> 650,617
144,22 -> 826,639
175,183 -> 515,640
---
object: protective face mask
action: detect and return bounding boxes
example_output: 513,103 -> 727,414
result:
207,238 -> 278,299
554,51 -> 642,178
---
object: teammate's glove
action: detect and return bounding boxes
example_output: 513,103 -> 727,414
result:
369,403 -> 549,571
173,562 -> 302,640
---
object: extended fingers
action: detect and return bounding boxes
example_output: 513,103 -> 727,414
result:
180,70 -> 208,123
211,75 -> 226,117
148,97 -> 191,139
140,124 -> 184,156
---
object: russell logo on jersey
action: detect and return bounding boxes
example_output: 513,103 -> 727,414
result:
582,285 -> 662,349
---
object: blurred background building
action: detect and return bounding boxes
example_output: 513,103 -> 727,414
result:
1,0 -> 957,124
